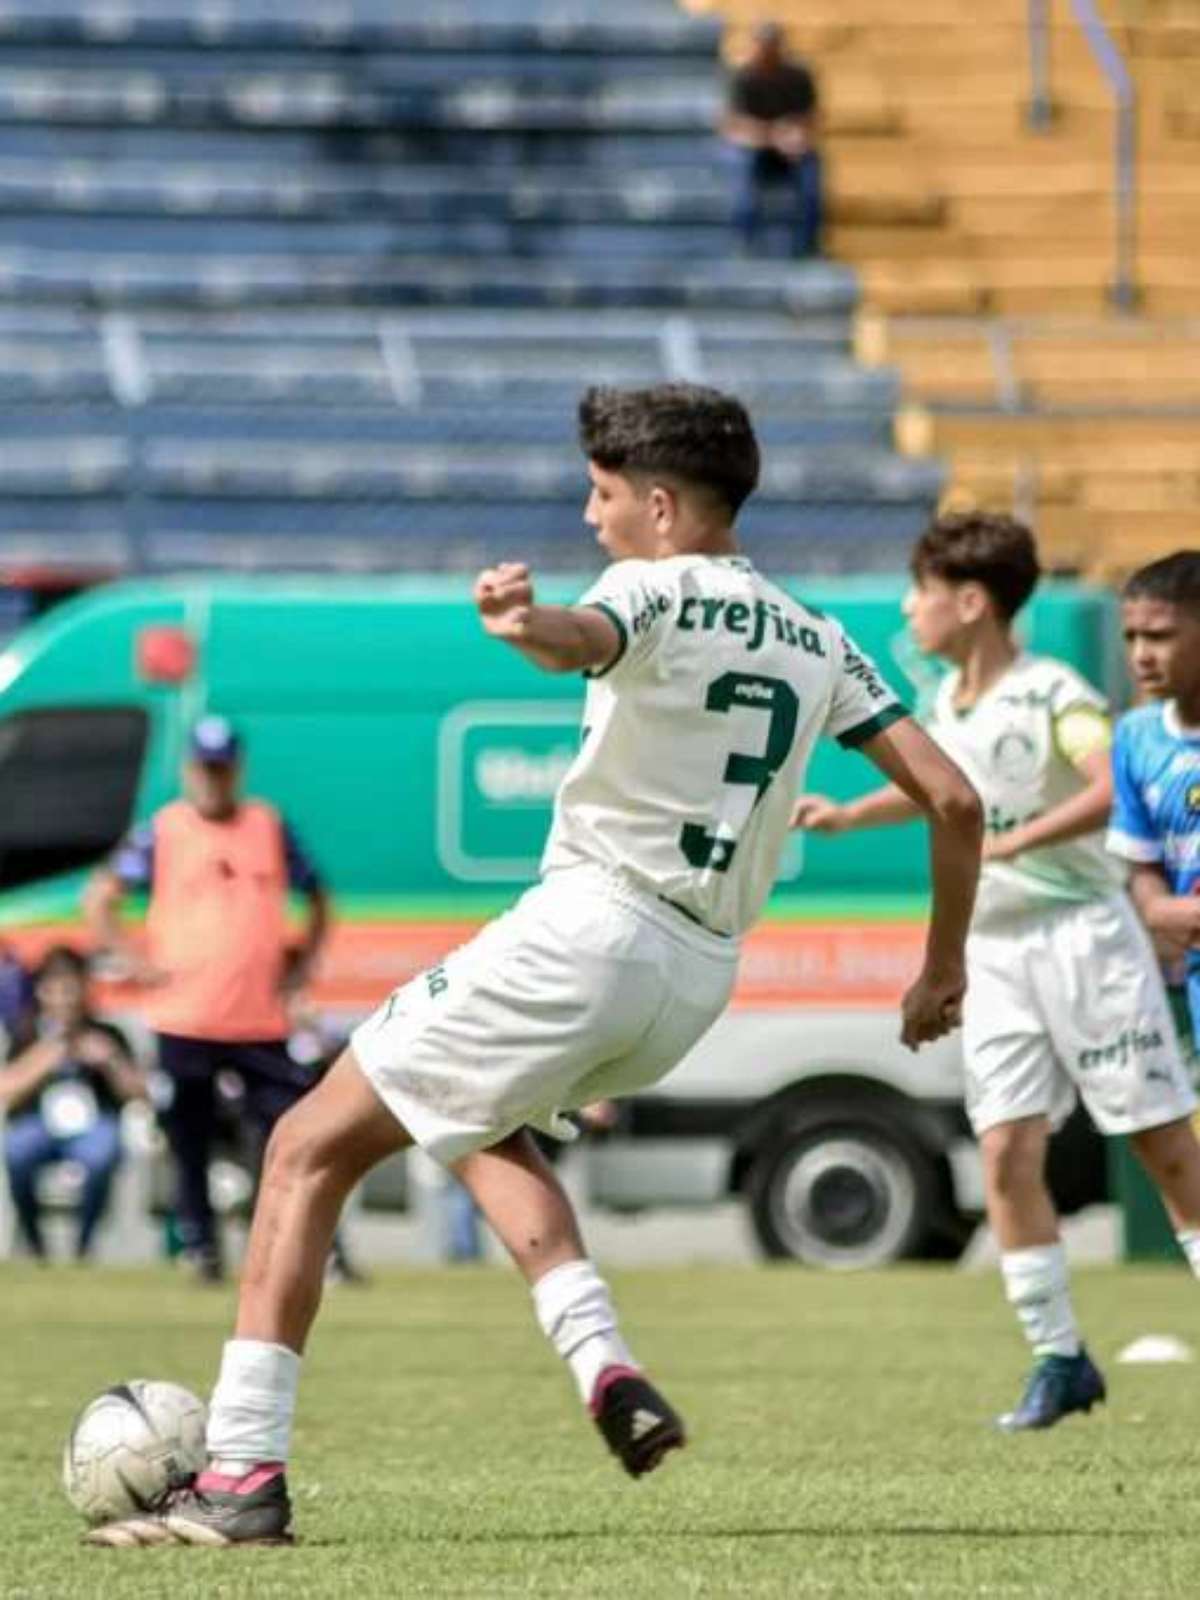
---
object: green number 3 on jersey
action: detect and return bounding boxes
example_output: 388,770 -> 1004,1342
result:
679,671 -> 800,874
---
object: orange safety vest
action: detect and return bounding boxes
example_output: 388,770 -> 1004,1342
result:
142,799 -> 293,1042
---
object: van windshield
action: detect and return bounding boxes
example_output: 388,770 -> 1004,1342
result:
0,707 -> 147,892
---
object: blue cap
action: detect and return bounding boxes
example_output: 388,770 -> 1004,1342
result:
189,714 -> 241,765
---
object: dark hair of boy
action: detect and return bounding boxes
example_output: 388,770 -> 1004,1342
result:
1122,549 -> 1200,616
578,383 -> 761,520
910,511 -> 1042,622
35,944 -> 89,985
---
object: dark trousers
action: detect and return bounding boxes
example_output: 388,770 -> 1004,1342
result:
729,144 -> 824,257
4,1112 -> 123,1258
156,1034 -> 315,1258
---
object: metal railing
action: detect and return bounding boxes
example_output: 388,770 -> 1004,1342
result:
1026,0 -> 1138,310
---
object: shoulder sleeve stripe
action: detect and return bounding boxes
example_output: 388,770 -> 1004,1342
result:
836,702 -> 908,749
581,601 -> 628,680
1105,828 -> 1163,864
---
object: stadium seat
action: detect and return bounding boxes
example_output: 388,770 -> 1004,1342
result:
0,0 -> 941,574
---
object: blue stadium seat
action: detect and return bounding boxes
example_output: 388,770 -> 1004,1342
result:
138,500 -> 928,574
0,0 -> 941,576
0,405 -> 894,452
0,4 -> 721,57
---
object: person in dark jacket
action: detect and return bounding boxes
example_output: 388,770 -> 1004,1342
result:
720,22 -> 824,258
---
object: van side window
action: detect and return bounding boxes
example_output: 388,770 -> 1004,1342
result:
0,708 -> 148,890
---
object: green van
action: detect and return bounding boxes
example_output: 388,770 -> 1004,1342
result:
0,574 -> 1121,1264
0,572 -> 1119,917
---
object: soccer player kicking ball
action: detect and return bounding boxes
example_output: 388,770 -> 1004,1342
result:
86,385 -> 981,1549
1109,552 -> 1200,1092
795,513 -> 1200,1432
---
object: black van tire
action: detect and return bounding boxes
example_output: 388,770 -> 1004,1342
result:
746,1101 -> 940,1268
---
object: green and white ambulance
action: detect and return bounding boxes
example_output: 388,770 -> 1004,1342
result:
0,574 -> 1120,1264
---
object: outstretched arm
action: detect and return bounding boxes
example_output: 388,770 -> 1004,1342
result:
859,717 -> 983,1050
792,783 -> 921,833
475,563 -> 621,675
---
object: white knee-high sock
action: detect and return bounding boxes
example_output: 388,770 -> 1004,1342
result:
206,1339 -> 302,1469
1001,1243 -> 1081,1359
532,1259 -> 637,1405
1175,1228 -> 1200,1277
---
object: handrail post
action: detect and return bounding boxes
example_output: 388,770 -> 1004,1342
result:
100,311 -> 153,572
1111,90 -> 1138,311
1067,0 -> 1139,311
1027,0 -> 1055,129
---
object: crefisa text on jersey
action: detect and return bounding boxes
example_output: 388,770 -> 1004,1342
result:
675,594 -> 826,655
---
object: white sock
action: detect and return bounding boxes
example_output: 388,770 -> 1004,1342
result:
206,1339 -> 302,1469
532,1258 -> 637,1404
1001,1243 -> 1081,1359
1175,1228 -> 1200,1278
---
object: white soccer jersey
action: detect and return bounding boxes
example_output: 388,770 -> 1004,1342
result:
539,554 -> 906,938
925,653 -> 1124,928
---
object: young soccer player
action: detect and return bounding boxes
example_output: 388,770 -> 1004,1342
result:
1108,551 -> 1200,1069
794,513 -> 1200,1431
86,384 -> 981,1548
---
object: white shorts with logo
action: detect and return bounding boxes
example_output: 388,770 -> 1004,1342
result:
964,893 -> 1197,1136
351,863 -> 739,1165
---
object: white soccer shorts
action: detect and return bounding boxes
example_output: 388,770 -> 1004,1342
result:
963,893 -> 1197,1136
351,863 -> 738,1164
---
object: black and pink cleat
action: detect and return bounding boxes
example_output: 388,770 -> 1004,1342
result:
590,1365 -> 686,1479
84,1462 -> 293,1547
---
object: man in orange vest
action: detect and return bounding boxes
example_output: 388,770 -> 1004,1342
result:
85,715 -> 331,1282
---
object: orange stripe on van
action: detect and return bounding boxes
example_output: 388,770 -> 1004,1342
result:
9,918 -> 925,1015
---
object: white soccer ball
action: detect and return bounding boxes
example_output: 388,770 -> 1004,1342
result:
62,1380 -> 208,1526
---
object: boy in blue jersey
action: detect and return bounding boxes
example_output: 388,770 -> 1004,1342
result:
1109,552 -> 1200,1085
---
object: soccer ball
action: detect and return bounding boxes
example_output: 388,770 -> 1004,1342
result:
62,1380 -> 207,1526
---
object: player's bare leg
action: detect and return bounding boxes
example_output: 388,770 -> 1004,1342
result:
980,1116 -> 1058,1251
981,1115 -> 1105,1432
455,1130 -> 686,1477
235,1050 -> 410,1352
454,1130 -> 587,1278
1130,1116 -> 1200,1273
85,1049 -> 409,1547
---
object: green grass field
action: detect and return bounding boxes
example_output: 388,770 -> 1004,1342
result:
4,1262 -> 1200,1598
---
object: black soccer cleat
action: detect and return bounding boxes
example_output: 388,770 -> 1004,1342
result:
995,1347 -> 1107,1432
590,1366 -> 686,1479
83,1463 -> 294,1548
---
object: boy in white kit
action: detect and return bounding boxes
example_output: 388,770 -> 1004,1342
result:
86,384 -> 982,1548
795,512 -> 1200,1430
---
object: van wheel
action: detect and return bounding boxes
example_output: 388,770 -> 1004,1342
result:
746,1103 -> 938,1268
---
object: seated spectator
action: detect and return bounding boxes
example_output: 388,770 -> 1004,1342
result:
1,946 -> 144,1261
0,940 -> 32,1047
720,22 -> 824,259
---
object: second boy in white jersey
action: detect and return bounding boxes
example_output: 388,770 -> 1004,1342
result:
796,512 -> 1200,1431
86,384 -> 982,1549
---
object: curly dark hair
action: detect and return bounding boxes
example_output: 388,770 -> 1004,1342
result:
578,383 -> 760,518
910,511 -> 1041,621
1122,549 -> 1200,617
